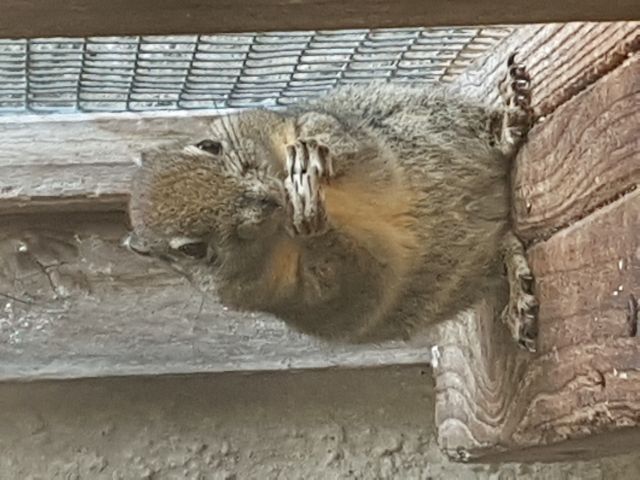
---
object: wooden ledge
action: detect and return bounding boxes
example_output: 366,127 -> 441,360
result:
1,1 -> 639,39
0,211 -> 430,381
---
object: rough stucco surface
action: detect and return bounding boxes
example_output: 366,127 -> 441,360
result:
1,366 -> 639,479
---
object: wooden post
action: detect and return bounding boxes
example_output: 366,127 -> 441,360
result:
434,29 -> 639,462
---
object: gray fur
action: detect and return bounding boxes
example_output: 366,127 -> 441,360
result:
128,62 -> 537,348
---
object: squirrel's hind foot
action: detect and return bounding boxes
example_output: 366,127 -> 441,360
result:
501,232 -> 539,352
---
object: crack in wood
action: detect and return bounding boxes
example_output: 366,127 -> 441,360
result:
525,184 -> 639,244
629,294 -> 639,337
0,292 -> 34,306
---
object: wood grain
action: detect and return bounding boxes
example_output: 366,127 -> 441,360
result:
452,22 -> 640,117
513,54 -> 640,241
0,212 -> 429,381
529,189 -> 640,353
434,298 -> 531,461
2,1 -> 640,38
435,192 -> 640,463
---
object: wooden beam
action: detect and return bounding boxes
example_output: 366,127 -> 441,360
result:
528,188 -> 640,354
2,1 -> 640,39
435,190 -> 640,463
1,23 -> 637,215
435,39 -> 640,462
0,211 -> 429,381
433,298 -> 531,461
513,54 -> 640,242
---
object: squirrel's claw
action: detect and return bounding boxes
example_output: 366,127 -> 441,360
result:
284,139 -> 331,236
497,51 -> 533,154
501,232 -> 539,352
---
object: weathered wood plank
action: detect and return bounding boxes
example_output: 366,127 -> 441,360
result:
529,189 -> 640,354
434,298 -> 531,462
436,46 -> 640,463
506,338 -> 640,457
2,1 -> 640,39
435,191 -> 640,463
452,22 -> 640,117
0,212 -> 429,381
437,48 -> 640,458
513,54 -> 639,241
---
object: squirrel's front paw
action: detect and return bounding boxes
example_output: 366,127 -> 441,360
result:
284,139 -> 333,236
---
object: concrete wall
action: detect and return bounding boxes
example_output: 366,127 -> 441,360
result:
1,366 -> 639,479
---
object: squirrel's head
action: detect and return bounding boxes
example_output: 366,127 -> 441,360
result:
127,112 -> 289,261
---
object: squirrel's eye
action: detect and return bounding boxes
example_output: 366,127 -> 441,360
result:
177,242 -> 208,259
196,139 -> 222,155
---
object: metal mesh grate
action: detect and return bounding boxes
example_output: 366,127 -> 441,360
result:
0,27 -> 512,115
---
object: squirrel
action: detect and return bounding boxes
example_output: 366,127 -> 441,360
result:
125,53 -> 539,351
